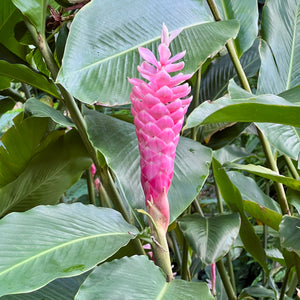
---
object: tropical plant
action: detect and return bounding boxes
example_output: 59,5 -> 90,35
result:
0,0 -> 299,299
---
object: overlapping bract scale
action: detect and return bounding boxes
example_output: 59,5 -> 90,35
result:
129,24 -> 193,218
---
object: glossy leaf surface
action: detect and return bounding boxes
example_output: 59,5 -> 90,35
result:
279,215 -> 300,256
185,94 -> 300,129
225,162 -> 300,192
0,129 -> 92,216
11,0 -> 48,36
179,213 -> 240,266
215,0 -> 258,57
0,61 -> 60,98
0,203 -> 138,296
76,256 -> 214,300
24,98 -> 74,127
57,0 -> 240,105
84,109 -> 212,224
257,0 -> 300,94
212,158 -> 268,271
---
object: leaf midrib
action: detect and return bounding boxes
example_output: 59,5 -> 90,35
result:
0,231 -> 130,277
58,21 -> 212,79
286,4 -> 300,90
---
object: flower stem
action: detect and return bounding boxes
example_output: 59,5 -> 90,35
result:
216,260 -> 237,300
150,223 -> 174,281
191,69 -> 201,140
86,168 -> 96,205
284,155 -> 300,180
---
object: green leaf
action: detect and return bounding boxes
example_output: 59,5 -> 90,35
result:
1,272 -> 90,300
184,94 -> 300,130
11,0 -> 48,36
25,98 -> 74,127
0,0 -> 27,59
224,162 -> 300,192
0,115 -> 50,187
257,0 -> 300,94
215,0 -> 258,57
84,109 -> 212,224
178,213 -> 240,266
0,61 -> 60,98
279,215 -> 300,256
213,144 -> 253,164
212,158 -> 268,272
0,96 -> 15,117
228,171 -> 282,230
57,0 -> 240,105
200,40 -> 260,102
257,123 -> 300,160
75,255 -> 214,300
0,203 -> 138,297
0,129 -> 92,217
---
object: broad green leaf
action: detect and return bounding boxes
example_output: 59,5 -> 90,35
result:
11,0 -> 48,36
213,144 -> 253,164
265,248 -> 285,266
279,85 -> 300,104
225,162 -> 300,192
0,96 -> 15,117
257,0 -> 300,94
0,129 -> 92,217
287,189 -> 300,214
57,0 -> 240,105
178,213 -> 240,266
75,256 -> 214,300
0,61 -> 60,98
84,109 -> 212,225
279,215 -> 300,256
200,40 -> 260,102
1,272 -> 90,300
228,171 -> 282,230
239,286 -> 277,300
257,123 -> 300,160
0,77 -> 11,91
215,0 -> 258,57
24,98 -> 74,127
0,203 -> 138,297
212,158 -> 268,272
184,94 -> 300,130
0,115 -> 50,187
0,0 -> 27,59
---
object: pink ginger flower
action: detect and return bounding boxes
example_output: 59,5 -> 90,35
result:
129,24 -> 193,232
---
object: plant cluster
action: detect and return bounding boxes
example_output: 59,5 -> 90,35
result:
0,0 -> 299,299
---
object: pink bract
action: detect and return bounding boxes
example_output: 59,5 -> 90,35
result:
129,24 -> 193,230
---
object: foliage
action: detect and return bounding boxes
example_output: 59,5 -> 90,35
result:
0,0 -> 300,298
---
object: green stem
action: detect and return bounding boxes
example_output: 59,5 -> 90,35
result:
257,129 -> 290,215
206,0 -> 291,216
149,220 -> 173,280
287,269 -> 299,297
100,166 -> 131,223
86,168 -> 96,205
170,230 -> 182,269
21,83 -> 31,99
279,266 -> 291,300
193,198 -> 205,217
216,260 -> 237,300
181,237 -> 190,281
284,155 -> 300,180
226,251 -> 236,293
191,69 -> 201,140
24,21 -> 59,79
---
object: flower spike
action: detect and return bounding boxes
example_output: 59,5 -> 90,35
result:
129,24 -> 193,233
